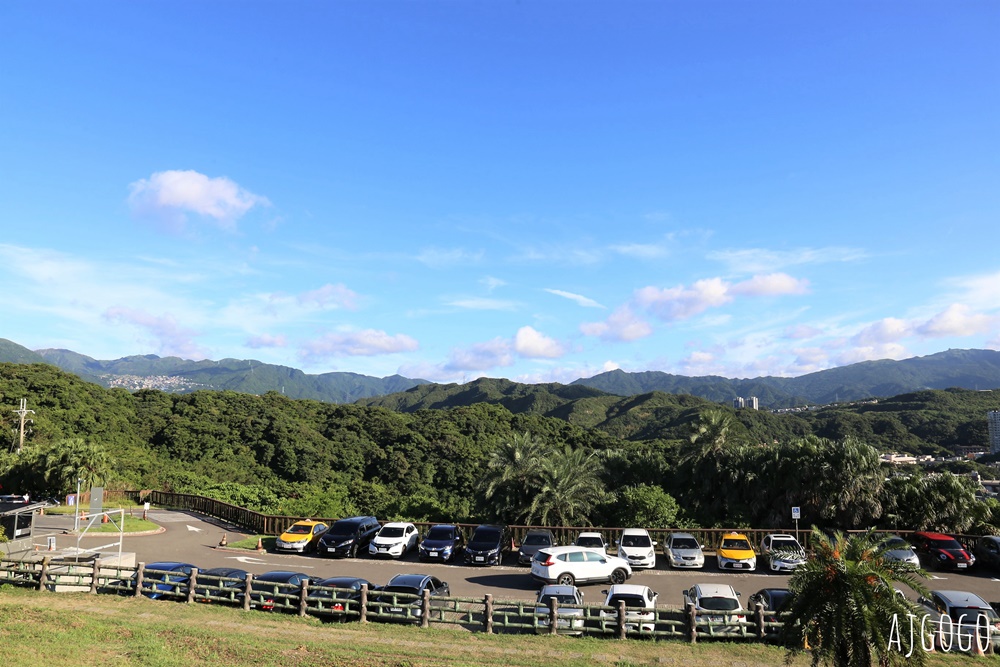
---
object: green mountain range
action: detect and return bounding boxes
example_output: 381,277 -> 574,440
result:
3,336 -> 1000,408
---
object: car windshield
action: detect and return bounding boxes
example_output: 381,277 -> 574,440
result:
621,535 -> 651,548
671,538 -> 698,550
471,529 -> 501,546
383,585 -> 420,596
930,538 -> 963,550
285,524 -> 312,535
379,527 -> 405,538
523,534 -> 551,546
699,596 -> 740,612
577,536 -> 603,547
722,538 -> 750,549
328,524 -> 358,537
426,527 -> 455,540
608,595 -> 646,609
771,539 -> 800,551
884,538 -> 909,550
539,594 -> 579,606
951,607 -> 999,624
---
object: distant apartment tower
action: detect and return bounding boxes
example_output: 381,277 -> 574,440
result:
733,396 -> 759,410
989,411 -> 1000,455
733,397 -> 744,409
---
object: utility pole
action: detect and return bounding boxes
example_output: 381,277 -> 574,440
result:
13,399 -> 34,454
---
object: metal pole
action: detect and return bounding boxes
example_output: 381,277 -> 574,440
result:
74,478 -> 82,532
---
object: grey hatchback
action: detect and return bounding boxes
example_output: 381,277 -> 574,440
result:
519,529 -> 557,565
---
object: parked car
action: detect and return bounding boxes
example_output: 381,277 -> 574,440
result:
375,574 -> 450,623
194,567 -> 249,604
309,576 -> 375,620
274,520 -> 329,554
531,545 -> 631,587
760,533 -> 806,573
716,532 -> 757,572
317,516 -> 380,558
369,522 -> 419,559
974,536 -> 1000,571
600,584 -> 658,633
913,531 -> 976,571
574,531 -> 608,553
878,535 -> 920,567
747,588 -> 792,613
250,571 -> 310,611
665,532 -> 705,569
916,589 -> 1000,650
419,524 -> 465,563
518,529 -> 557,566
141,561 -> 196,600
533,584 -> 586,635
683,583 -> 746,636
464,524 -> 511,566
617,528 -> 657,569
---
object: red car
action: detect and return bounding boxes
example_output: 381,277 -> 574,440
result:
912,531 -> 976,571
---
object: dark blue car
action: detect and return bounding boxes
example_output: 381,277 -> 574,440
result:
250,571 -> 310,611
194,567 -> 250,604
418,524 -> 465,563
142,561 -> 196,600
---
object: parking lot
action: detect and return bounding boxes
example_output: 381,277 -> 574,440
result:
24,509 -> 1000,607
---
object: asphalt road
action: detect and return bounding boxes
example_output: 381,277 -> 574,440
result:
27,509 -> 1000,607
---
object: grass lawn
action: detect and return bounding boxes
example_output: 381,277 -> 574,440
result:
0,585 -> 991,667
227,535 -> 276,550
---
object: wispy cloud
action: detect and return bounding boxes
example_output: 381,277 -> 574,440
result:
610,242 -> 669,259
297,283 -> 359,310
444,338 -> 513,371
580,305 -> 654,342
416,247 -> 484,268
128,170 -> 270,232
708,246 -> 866,274
300,329 -> 419,359
544,288 -> 605,309
445,297 -> 519,311
104,306 -> 208,359
245,333 -> 288,349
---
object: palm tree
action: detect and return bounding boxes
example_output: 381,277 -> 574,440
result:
43,438 -> 112,495
479,432 -> 548,523
785,528 -> 930,667
525,445 -> 607,526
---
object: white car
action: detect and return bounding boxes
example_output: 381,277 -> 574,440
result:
575,531 -> 608,553
600,584 -> 658,633
531,545 -> 632,587
617,528 -> 657,569
534,584 -> 586,635
683,583 -> 747,636
369,522 -> 419,559
665,532 -> 705,569
760,533 -> 806,572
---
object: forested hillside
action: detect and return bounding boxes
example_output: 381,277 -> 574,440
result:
2,363 -> 999,533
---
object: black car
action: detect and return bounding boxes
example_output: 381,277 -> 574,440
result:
317,516 -> 381,558
419,524 -> 465,563
141,561 -> 196,600
194,567 -> 249,604
464,524 -> 511,566
309,576 -> 376,621
518,529 -> 557,565
375,574 -> 450,623
975,535 -> 1000,571
913,531 -> 976,571
250,571 -> 310,611
747,588 -> 792,612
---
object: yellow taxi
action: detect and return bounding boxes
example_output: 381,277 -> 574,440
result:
716,532 -> 757,571
275,520 -> 329,554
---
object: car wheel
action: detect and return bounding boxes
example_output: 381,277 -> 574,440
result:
610,569 -> 627,585
349,544 -> 358,558
557,573 -> 576,586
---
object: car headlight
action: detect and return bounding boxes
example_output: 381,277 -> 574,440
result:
647,550 -> 655,559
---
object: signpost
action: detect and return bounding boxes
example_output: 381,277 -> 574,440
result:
792,506 -> 801,543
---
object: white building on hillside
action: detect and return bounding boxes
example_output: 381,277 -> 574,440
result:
989,410 -> 1000,455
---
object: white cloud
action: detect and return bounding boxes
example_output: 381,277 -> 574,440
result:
635,278 -> 732,321
128,170 -> 269,231
852,317 -> 912,346
916,304 -> 996,338
416,247 -> 484,268
610,243 -> 668,259
943,270 -> 1000,310
444,338 -> 513,371
580,305 -> 653,342
246,334 -> 287,349
300,330 -> 419,359
104,306 -> 208,359
297,284 -> 358,310
480,276 -> 506,292
784,324 -> 824,340
514,326 -> 565,359
544,288 -> 605,309
730,273 -> 810,297
708,246 -> 866,274
834,343 -> 909,366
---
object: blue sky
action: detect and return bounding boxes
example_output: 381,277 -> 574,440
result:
1,2 -> 998,383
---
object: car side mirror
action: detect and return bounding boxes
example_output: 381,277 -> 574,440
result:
652,541 -> 658,546
601,589 -> 608,595
736,591 -> 742,597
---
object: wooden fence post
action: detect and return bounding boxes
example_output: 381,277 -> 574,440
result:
89,559 -> 100,595
755,603 -> 766,640
239,573 -> 252,611
187,568 -> 198,603
484,594 -> 493,634
421,588 -> 431,628
359,583 -> 368,623
38,557 -> 50,592
617,599 -> 627,640
549,596 -> 559,636
299,579 -> 309,617
686,602 -> 697,644
134,562 -> 145,598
